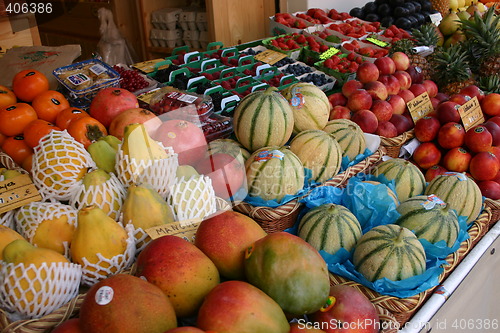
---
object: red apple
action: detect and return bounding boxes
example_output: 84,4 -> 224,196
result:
481,93 -> 500,117
469,151 -> 500,181
414,116 -> 441,142
460,85 -> 485,102
391,51 -> 410,71
389,113 -> 413,135
448,94 -> 470,105
386,94 -> 407,115
483,121 -> 500,146
342,80 -> 363,98
376,121 -> 398,138
464,125 -> 493,153
378,74 -> 401,95
435,92 -> 450,103
409,83 -> 427,98
398,89 -> 415,104
347,89 -> 373,112
425,164 -> 448,182
442,147 -> 472,173
393,70 -> 412,90
437,122 -> 465,149
328,92 -> 347,107
310,285 -> 379,333
370,100 -> 393,122
356,62 -> 379,83
477,180 -> 500,200
364,80 -> 388,101
351,109 -> 379,133
422,80 -> 438,98
412,142 -> 442,169
406,65 -> 424,84
374,56 -> 396,75
436,101 -> 461,124
329,105 -> 352,120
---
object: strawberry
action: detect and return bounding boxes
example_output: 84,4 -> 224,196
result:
324,58 -> 334,69
278,42 -> 289,50
347,52 -> 356,61
295,34 -> 307,44
319,44 -> 329,53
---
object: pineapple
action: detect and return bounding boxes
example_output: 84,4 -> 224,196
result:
430,0 -> 450,18
411,23 -> 443,48
390,38 -> 432,80
429,44 -> 476,95
477,75 -> 500,94
460,5 -> 500,77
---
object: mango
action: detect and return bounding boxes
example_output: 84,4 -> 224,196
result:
79,274 -> 177,333
244,232 -> 330,315
197,280 -> 290,333
0,225 -> 24,260
194,210 -> 267,280
135,235 -> 220,318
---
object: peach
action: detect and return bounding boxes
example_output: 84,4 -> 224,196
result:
409,83 -> 427,98
488,116 -> 500,127
422,80 -> 438,98
448,94 -> 470,105
406,65 -> 424,84
386,94 -> 407,115
412,142 -> 442,169
437,122 -> 465,149
370,100 -> 393,122
477,180 -> 500,200
393,70 -> 412,90
398,89 -> 415,104
391,51 -> 410,71
376,121 -> 398,138
389,113 -> 413,135
435,92 -> 450,103
414,116 -> 441,142
442,147 -> 472,173
347,89 -> 373,112
328,92 -> 347,107
351,109 -> 379,133
356,62 -> 379,83
425,164 -> 448,182
436,101 -> 461,124
481,93 -> 500,117
483,121 -> 500,146
460,85 -> 485,102
329,105 -> 352,120
364,80 -> 388,101
374,56 -> 396,75
464,125 -> 493,153
341,80 -> 363,98
469,152 -> 500,181
378,74 -> 400,95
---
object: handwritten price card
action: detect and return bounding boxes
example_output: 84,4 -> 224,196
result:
254,49 -> 287,65
320,47 -> 340,60
458,96 -> 484,131
146,219 -> 202,244
407,92 -> 433,123
0,174 -> 42,214
132,59 -> 169,74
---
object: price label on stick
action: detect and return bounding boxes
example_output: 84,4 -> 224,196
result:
0,174 -> 42,214
366,36 -> 389,48
458,96 -> 484,131
254,49 -> 287,65
319,47 -> 340,60
145,219 -> 202,244
407,92 -> 433,123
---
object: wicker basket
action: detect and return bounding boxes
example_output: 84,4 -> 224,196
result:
328,207 -> 492,327
484,198 -> 500,228
380,130 -> 415,159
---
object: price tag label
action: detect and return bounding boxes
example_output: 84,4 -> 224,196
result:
366,37 -> 389,48
320,47 -> 340,60
137,87 -> 161,105
145,218 -> 202,244
458,96 -> 484,131
132,59 -> 169,73
407,92 -> 433,123
0,174 -> 42,214
254,49 -> 287,65
429,13 -> 443,26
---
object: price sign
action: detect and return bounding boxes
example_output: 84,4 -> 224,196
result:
145,218 -> 202,244
132,59 -> 169,73
320,47 -> 340,60
366,37 -> 389,48
137,87 -> 161,105
254,49 -> 287,65
0,174 -> 42,214
458,96 -> 484,131
407,92 -> 434,123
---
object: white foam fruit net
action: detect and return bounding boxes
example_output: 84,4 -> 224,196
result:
0,261 -> 82,321
69,172 -> 127,221
115,144 -> 178,199
79,223 -> 136,287
14,201 -> 77,259
31,130 -> 96,201
167,175 -> 217,221
0,210 -> 16,229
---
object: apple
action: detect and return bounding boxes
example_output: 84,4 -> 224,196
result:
309,285 -> 379,333
422,80 -> 438,98
391,51 -> 410,71
376,121 -> 398,138
347,89 -> 373,112
370,100 -> 393,122
328,92 -> 348,108
477,180 -> 500,200
386,94 -> 406,115
437,122 -> 465,149
406,65 -> 424,84
442,147 -> 472,173
464,125 -> 493,153
469,151 -> 500,181
378,75 -> 400,95
374,56 -> 396,75
364,81 -> 388,101
342,80 -> 364,98
356,62 -> 379,83
481,93 -> 500,117
448,94 -> 470,105
460,85 -> 485,102
351,109 -> 379,133
425,164 -> 448,182
483,121 -> 500,146
409,83 -> 427,98
393,71 -> 412,90
488,116 -> 500,127
413,142 -> 442,170
414,116 -> 441,142
389,113 -> 413,135
329,105 -> 352,120
398,89 -> 415,104
436,101 -> 461,124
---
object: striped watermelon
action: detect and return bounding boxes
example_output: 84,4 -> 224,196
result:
424,172 -> 482,224
323,119 -> 367,161
245,146 -> 305,202
281,82 -> 330,134
289,129 -> 342,183
207,138 -> 250,164
298,204 -> 362,255
353,224 -> 426,282
233,86 -> 294,152
371,158 -> 426,202
396,195 -> 460,247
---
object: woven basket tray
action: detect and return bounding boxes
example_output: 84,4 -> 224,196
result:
484,198 -> 500,228
380,129 -> 415,159
328,207 -> 492,327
